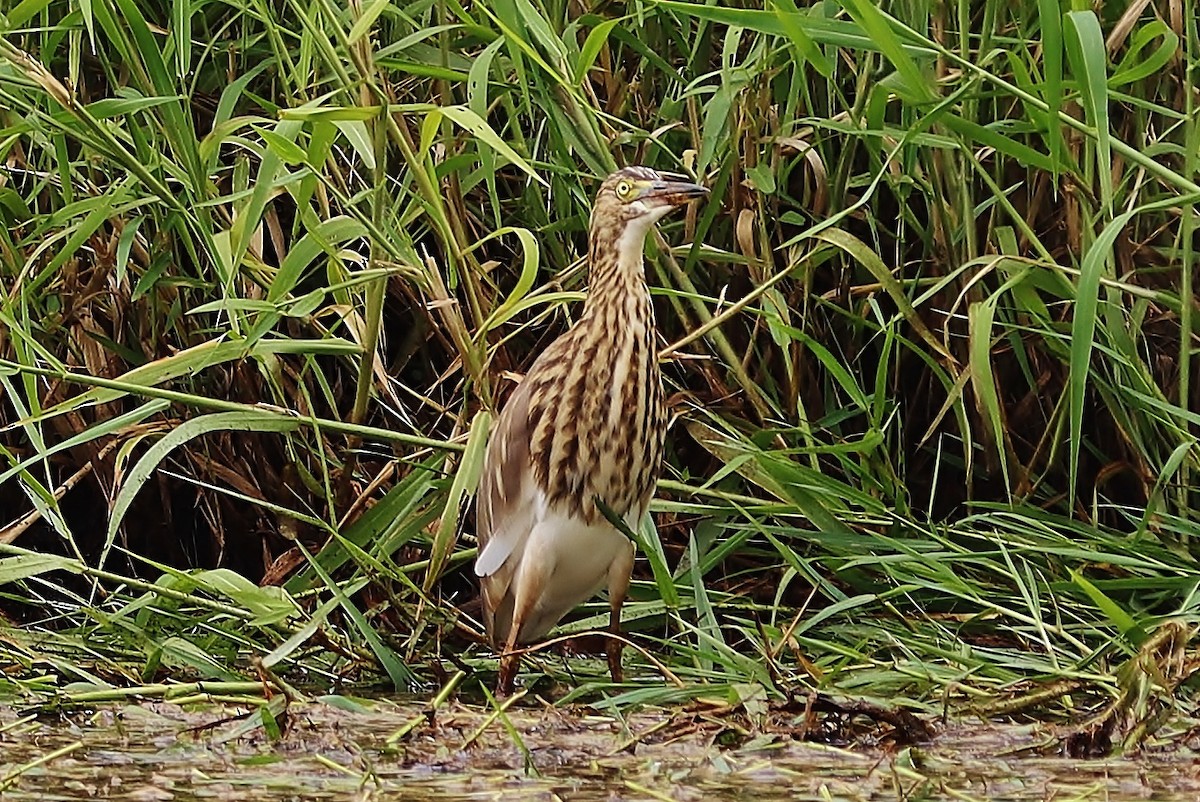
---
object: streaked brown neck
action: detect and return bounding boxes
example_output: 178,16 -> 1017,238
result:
582,216 -> 652,328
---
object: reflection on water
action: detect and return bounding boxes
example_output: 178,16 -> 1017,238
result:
2,699 -> 1199,801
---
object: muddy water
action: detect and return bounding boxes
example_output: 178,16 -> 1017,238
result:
2,699 -> 1199,801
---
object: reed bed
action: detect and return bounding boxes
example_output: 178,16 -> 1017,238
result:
1,0 -> 1198,753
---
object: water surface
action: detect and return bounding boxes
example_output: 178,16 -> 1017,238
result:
2,699 -> 1198,800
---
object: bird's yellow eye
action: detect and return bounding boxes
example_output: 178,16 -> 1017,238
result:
615,180 -> 634,200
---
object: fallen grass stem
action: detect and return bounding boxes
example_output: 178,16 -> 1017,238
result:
385,669 -> 465,744
0,741 -> 84,792
59,680 -> 280,704
461,687 -> 528,750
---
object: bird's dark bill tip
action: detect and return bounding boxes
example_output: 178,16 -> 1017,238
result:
648,179 -> 709,205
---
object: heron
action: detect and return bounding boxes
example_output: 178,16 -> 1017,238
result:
474,165 -> 708,693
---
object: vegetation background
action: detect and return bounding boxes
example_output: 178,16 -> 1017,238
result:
1,0 -> 1198,754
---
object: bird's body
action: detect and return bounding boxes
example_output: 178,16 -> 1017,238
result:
474,166 -> 707,690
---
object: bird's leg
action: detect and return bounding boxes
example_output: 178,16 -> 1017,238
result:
497,629 -> 521,698
605,543 -> 636,683
496,553 -> 549,697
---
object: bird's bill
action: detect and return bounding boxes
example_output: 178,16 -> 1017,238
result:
643,176 -> 709,207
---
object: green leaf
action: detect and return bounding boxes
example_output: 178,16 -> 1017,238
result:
105,412 -> 306,567
837,0 -> 934,102
425,410 -> 490,592
333,119 -> 376,170
289,454 -> 444,591
1035,0 -> 1064,169
816,227 -> 954,362
1071,570 -> 1148,646
297,541 -> 414,689
24,338 -> 357,420
597,499 -> 678,609
474,227 -> 542,336
968,301 -> 1009,490
189,569 -> 298,626
269,216 -> 368,302
572,18 -> 620,86
348,0 -> 391,44
438,106 -> 547,186
5,0 -> 54,28
0,553 -> 81,585
770,0 -> 833,78
1109,21 -> 1178,88
260,128 -> 309,166
687,533 -> 721,658
1064,10 -> 1111,213
1068,209 -> 1134,510
0,400 -> 169,485
653,0 -> 937,57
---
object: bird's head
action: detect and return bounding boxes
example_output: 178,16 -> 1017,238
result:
590,166 -> 709,244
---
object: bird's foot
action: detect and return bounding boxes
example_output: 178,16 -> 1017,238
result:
496,652 -> 520,698
606,638 -> 624,684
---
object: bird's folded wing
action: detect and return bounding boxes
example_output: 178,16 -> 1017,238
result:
474,380 -> 539,578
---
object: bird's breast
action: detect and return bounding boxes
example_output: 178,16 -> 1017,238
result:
529,314 -> 665,525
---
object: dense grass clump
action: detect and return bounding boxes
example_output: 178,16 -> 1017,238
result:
1,0 -> 1198,751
